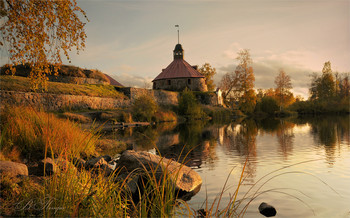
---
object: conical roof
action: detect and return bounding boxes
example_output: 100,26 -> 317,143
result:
152,59 -> 204,82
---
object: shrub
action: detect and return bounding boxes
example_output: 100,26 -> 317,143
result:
119,111 -> 133,123
153,110 -> 177,122
260,96 -> 279,115
178,89 -> 204,120
132,95 -> 158,122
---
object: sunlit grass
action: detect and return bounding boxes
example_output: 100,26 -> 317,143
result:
0,105 -> 97,161
0,75 -> 125,98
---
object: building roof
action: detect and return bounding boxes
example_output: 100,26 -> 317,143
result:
152,58 -> 204,82
104,74 -> 124,86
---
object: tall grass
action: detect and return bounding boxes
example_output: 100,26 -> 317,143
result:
0,105 -> 97,161
0,105 -> 186,217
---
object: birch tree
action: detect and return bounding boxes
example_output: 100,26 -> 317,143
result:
274,69 -> 292,109
0,0 -> 88,90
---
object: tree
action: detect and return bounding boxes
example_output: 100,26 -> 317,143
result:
0,0 -> 88,90
339,74 -> 350,98
198,63 -> 216,91
274,69 -> 293,109
309,61 -> 336,101
218,49 -> 256,113
318,61 -> 335,100
235,49 -> 256,114
218,71 -> 239,106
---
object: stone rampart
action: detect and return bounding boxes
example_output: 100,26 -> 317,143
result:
0,91 -> 130,111
1,87 -> 220,111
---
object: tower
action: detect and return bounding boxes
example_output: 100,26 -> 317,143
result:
173,44 -> 184,60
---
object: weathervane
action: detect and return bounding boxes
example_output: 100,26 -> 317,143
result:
175,25 -> 179,44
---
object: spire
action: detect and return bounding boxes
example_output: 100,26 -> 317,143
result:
175,25 -> 179,44
173,25 -> 184,60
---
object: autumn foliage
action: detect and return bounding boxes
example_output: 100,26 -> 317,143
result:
0,0 -> 88,90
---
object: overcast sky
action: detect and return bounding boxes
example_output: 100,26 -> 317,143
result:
2,0 -> 349,98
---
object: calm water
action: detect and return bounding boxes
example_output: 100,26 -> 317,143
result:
109,116 -> 350,217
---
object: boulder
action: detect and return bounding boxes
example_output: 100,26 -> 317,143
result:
116,150 -> 202,199
72,157 -> 86,170
0,161 -> 28,177
54,158 -> 76,172
85,156 -> 108,169
259,202 -> 277,217
38,158 -> 58,176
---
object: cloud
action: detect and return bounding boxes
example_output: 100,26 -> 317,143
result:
223,42 -> 243,60
216,55 -> 314,99
112,72 -> 153,88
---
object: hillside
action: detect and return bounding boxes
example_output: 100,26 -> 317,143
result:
0,64 -> 116,84
0,75 -> 126,99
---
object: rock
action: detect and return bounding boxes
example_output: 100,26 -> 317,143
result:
38,158 -> 58,176
101,155 -> 112,162
259,202 -> 277,217
85,156 -> 108,169
0,161 -> 28,177
54,158 -> 76,172
72,158 -> 86,170
116,150 -> 202,199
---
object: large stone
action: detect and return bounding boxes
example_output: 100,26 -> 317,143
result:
38,158 -> 58,176
85,156 -> 108,169
0,161 -> 28,177
116,150 -> 202,199
259,202 -> 277,217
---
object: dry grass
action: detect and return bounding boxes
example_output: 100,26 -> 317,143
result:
1,64 -> 110,82
0,105 -> 97,161
0,75 -> 126,98
60,112 -> 92,123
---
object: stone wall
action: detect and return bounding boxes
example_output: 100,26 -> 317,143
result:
153,77 -> 207,92
0,87 -> 221,111
116,87 -> 179,105
0,91 -> 130,111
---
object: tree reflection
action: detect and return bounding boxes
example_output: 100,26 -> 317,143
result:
221,119 -> 258,183
276,120 -> 295,159
305,115 -> 350,164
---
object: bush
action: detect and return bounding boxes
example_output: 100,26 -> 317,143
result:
132,95 -> 158,122
178,89 -> 204,120
153,110 -> 177,122
260,96 -> 279,115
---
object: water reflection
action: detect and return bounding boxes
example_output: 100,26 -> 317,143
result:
106,115 -> 349,216
108,115 -> 349,169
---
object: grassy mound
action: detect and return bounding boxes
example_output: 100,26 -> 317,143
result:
1,64 -> 109,82
0,75 -> 126,98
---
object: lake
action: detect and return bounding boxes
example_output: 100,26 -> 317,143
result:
109,115 -> 350,217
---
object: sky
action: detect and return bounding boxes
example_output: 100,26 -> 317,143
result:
2,0 -> 350,98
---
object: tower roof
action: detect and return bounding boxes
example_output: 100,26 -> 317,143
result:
152,58 -> 204,82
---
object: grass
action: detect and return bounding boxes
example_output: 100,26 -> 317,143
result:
1,63 -> 110,82
0,105 -> 184,217
0,75 -> 126,98
0,105 -> 97,161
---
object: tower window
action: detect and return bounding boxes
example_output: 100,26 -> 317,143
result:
188,79 -> 191,85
